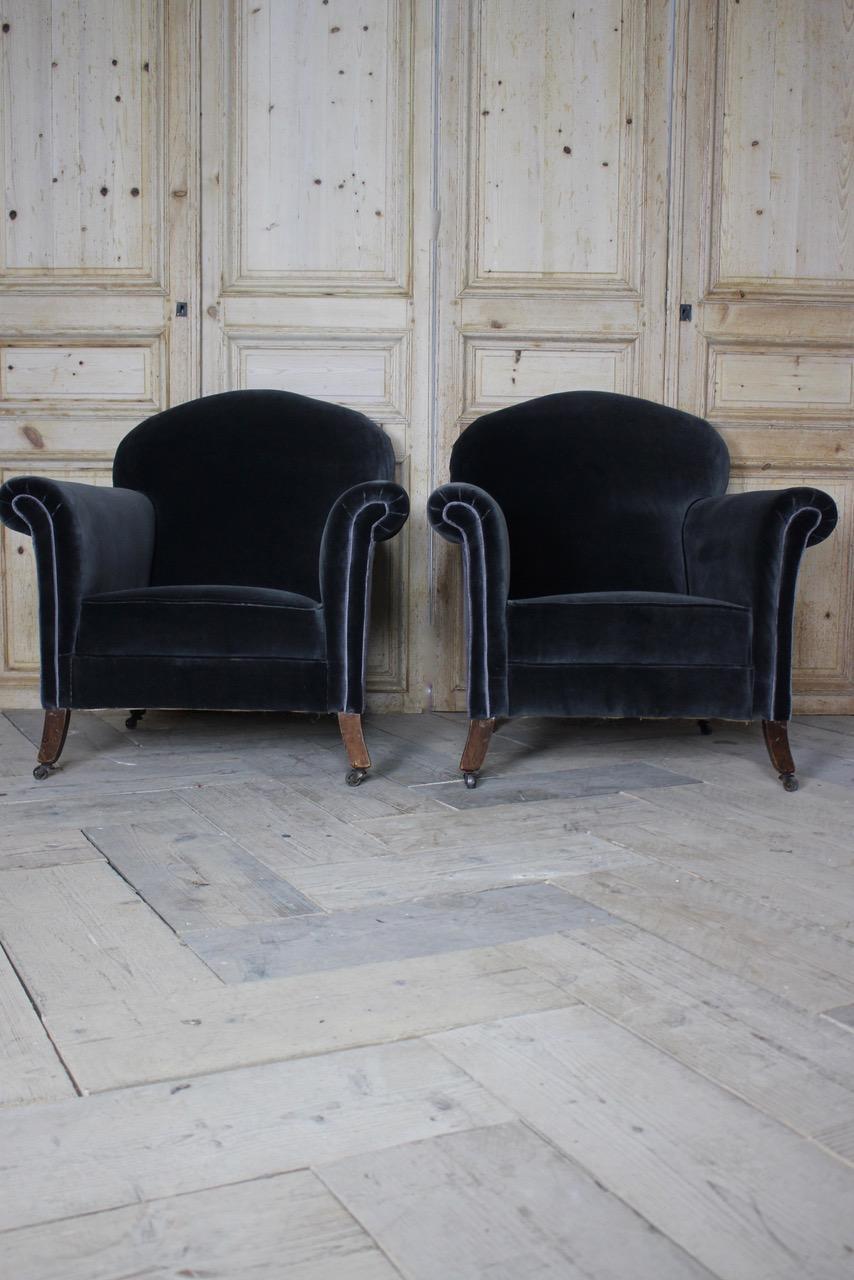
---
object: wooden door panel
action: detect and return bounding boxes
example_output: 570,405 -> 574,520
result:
0,0 -> 198,703
433,0 -> 672,708
201,0 -> 422,710
673,0 -> 854,712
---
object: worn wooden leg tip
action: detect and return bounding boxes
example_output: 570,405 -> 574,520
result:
697,719 -> 712,736
34,709 -> 71,781
459,718 -> 496,789
338,712 -> 371,785
762,719 -> 798,793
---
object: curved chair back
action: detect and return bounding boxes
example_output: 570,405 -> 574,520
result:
114,390 -> 395,598
450,391 -> 729,598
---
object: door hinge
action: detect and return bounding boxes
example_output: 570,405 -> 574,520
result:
175,301 -> 188,317
679,303 -> 692,321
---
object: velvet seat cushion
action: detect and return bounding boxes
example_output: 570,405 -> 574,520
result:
508,591 -> 752,667
77,584 -> 325,660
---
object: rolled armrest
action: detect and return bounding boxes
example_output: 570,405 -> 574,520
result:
683,486 -> 837,719
427,482 -> 510,718
0,477 -> 155,706
320,480 -> 409,713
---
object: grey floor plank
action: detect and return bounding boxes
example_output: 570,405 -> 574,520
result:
181,776 -> 394,867
0,1039 -> 512,1232
183,883 -> 612,982
283,830 -> 649,910
322,1121 -> 715,1280
432,1006 -> 854,1280
419,761 -> 703,810
83,815 -> 319,932
1,1169 -> 402,1280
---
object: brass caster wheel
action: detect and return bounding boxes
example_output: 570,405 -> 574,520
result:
781,773 -> 799,793
33,763 -> 53,781
126,709 -> 146,729
346,768 -> 368,787
464,772 -> 478,790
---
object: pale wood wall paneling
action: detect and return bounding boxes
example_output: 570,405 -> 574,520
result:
201,0 -> 421,710
672,0 -> 854,712
1,1 -> 851,713
0,0 -> 199,705
432,0 -> 672,707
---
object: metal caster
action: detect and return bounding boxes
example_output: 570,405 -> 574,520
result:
126,709 -> 146,729
781,773 -> 799,792
464,772 -> 478,790
33,763 -> 53,780
346,768 -> 368,787
697,719 -> 713,736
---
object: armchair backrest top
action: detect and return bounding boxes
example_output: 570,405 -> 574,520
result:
114,389 -> 395,598
450,391 -> 729,598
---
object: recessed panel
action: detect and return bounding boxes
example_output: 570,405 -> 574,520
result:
232,336 -> 407,419
711,350 -> 854,418
467,340 -> 632,412
234,0 -> 410,288
716,0 -> 854,289
1,346 -> 151,403
0,0 -> 162,282
471,0 -> 638,284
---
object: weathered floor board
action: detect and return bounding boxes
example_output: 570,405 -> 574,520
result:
507,923 -> 854,1159
1,709 -> 853,1278
432,1006 -> 854,1280
1,1169 -> 403,1280
0,945 -> 75,1107
43,945 -> 575,1092
0,1039 -> 512,1232
321,1122 -> 715,1280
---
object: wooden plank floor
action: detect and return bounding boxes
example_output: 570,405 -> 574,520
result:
1,709 -> 853,1279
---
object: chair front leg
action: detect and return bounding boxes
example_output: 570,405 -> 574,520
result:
338,712 -> 372,787
34,709 -> 71,780
762,719 -> 798,792
460,717 -> 495,790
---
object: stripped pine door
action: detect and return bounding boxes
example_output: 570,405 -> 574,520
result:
0,0 -> 198,705
199,0 -> 433,711
429,0 -> 674,708
1,1 -> 851,712
670,0 -> 854,712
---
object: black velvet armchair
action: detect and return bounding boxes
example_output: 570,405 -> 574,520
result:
0,390 -> 409,784
427,391 -> 837,791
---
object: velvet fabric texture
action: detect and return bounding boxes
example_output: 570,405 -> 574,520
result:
427,390 -> 837,724
0,390 -> 408,714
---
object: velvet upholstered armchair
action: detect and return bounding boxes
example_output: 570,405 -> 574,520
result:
0,390 -> 409,785
428,391 -> 837,792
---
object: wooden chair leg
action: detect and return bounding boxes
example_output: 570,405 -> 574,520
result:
338,712 -> 372,787
762,719 -> 798,792
34,709 -> 70,780
460,717 -> 495,790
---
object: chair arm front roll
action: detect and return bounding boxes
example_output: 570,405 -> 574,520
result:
683,486 -> 837,720
0,477 -> 156,706
427,482 -> 510,719
320,480 -> 409,713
